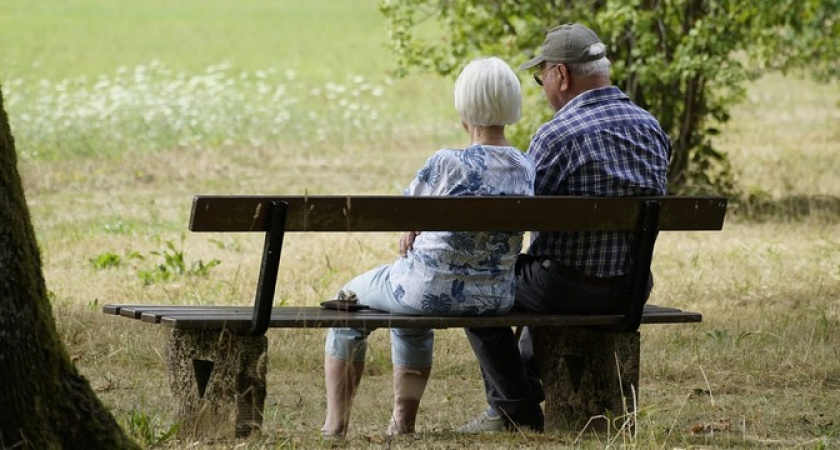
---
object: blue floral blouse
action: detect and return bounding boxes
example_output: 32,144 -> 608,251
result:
388,144 -> 535,315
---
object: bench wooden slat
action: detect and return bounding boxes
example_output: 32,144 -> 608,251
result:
103,304 -> 236,317
103,303 -> 688,317
102,304 -> 700,332
113,305 -> 248,320
139,307 -> 256,324
160,312 -> 623,332
189,195 -> 727,233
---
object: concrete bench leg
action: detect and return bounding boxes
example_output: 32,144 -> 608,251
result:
165,329 -> 268,439
532,327 -> 640,434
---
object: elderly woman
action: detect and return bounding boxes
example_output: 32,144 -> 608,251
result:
322,56 -> 534,438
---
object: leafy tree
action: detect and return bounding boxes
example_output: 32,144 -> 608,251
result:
0,86 -> 139,449
380,0 -> 840,194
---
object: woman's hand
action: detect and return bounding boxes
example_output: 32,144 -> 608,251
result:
399,231 -> 421,257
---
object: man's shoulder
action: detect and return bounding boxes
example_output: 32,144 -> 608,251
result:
571,92 -> 664,133
531,87 -> 668,150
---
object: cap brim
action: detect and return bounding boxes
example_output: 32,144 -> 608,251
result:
519,56 -> 544,71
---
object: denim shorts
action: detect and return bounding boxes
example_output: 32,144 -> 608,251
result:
324,264 -> 434,369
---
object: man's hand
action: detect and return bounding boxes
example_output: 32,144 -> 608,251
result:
399,231 -> 421,257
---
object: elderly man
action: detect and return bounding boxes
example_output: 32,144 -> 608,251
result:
458,23 -> 672,433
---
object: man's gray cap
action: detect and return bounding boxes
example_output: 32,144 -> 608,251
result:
520,23 -> 606,70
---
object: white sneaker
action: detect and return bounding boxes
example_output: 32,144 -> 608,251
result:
454,411 -> 504,433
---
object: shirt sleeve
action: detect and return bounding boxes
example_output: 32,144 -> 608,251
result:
404,151 -> 446,196
528,126 -> 584,196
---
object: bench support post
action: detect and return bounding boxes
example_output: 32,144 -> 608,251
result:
250,200 -> 288,336
166,329 -> 268,439
533,326 -> 640,434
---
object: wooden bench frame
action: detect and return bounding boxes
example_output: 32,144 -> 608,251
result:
103,195 -> 727,439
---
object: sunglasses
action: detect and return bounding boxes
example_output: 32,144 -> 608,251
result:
533,64 -> 559,86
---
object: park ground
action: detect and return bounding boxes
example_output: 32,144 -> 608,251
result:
2,1 -> 839,448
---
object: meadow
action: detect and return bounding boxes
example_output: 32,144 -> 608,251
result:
2,1 -> 839,448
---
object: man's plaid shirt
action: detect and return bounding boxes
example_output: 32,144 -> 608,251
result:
526,86 -> 671,277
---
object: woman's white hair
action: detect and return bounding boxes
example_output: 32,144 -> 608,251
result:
454,57 -> 521,126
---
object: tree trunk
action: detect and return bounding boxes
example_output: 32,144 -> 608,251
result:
0,87 -> 139,449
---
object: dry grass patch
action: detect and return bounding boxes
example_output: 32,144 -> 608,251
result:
57,218 -> 838,448
25,72 -> 840,448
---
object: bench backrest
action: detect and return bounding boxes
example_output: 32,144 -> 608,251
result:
191,196 -> 727,232
189,195 -> 728,335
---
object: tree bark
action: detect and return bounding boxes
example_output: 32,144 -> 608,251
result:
0,86 -> 139,449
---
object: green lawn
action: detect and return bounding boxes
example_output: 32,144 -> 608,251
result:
1,0 -> 461,161
1,0 -> 394,80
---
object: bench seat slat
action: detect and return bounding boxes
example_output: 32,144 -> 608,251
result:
102,304 -> 700,332
113,305 -> 249,320
157,310 -> 626,331
104,304 -> 695,317
139,307 -> 256,324
103,304 -> 241,317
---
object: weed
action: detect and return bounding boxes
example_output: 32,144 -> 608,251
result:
89,252 -> 124,270
88,240 -> 219,284
137,237 -> 220,285
102,218 -> 136,235
209,237 -> 242,252
89,250 -> 143,270
123,410 -> 179,448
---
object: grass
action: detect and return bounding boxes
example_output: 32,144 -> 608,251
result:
0,0 -> 393,80
3,0 -> 840,448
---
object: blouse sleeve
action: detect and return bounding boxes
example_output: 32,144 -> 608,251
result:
403,151 -> 447,196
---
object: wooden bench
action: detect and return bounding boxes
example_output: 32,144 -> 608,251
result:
103,195 -> 727,439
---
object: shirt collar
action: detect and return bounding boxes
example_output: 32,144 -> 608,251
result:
556,86 -> 627,115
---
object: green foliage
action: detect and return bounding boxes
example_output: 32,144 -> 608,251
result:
89,237 -> 220,285
123,410 -> 178,448
138,237 -> 220,286
379,0 -> 840,195
89,252 -> 123,270
89,250 -> 143,270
